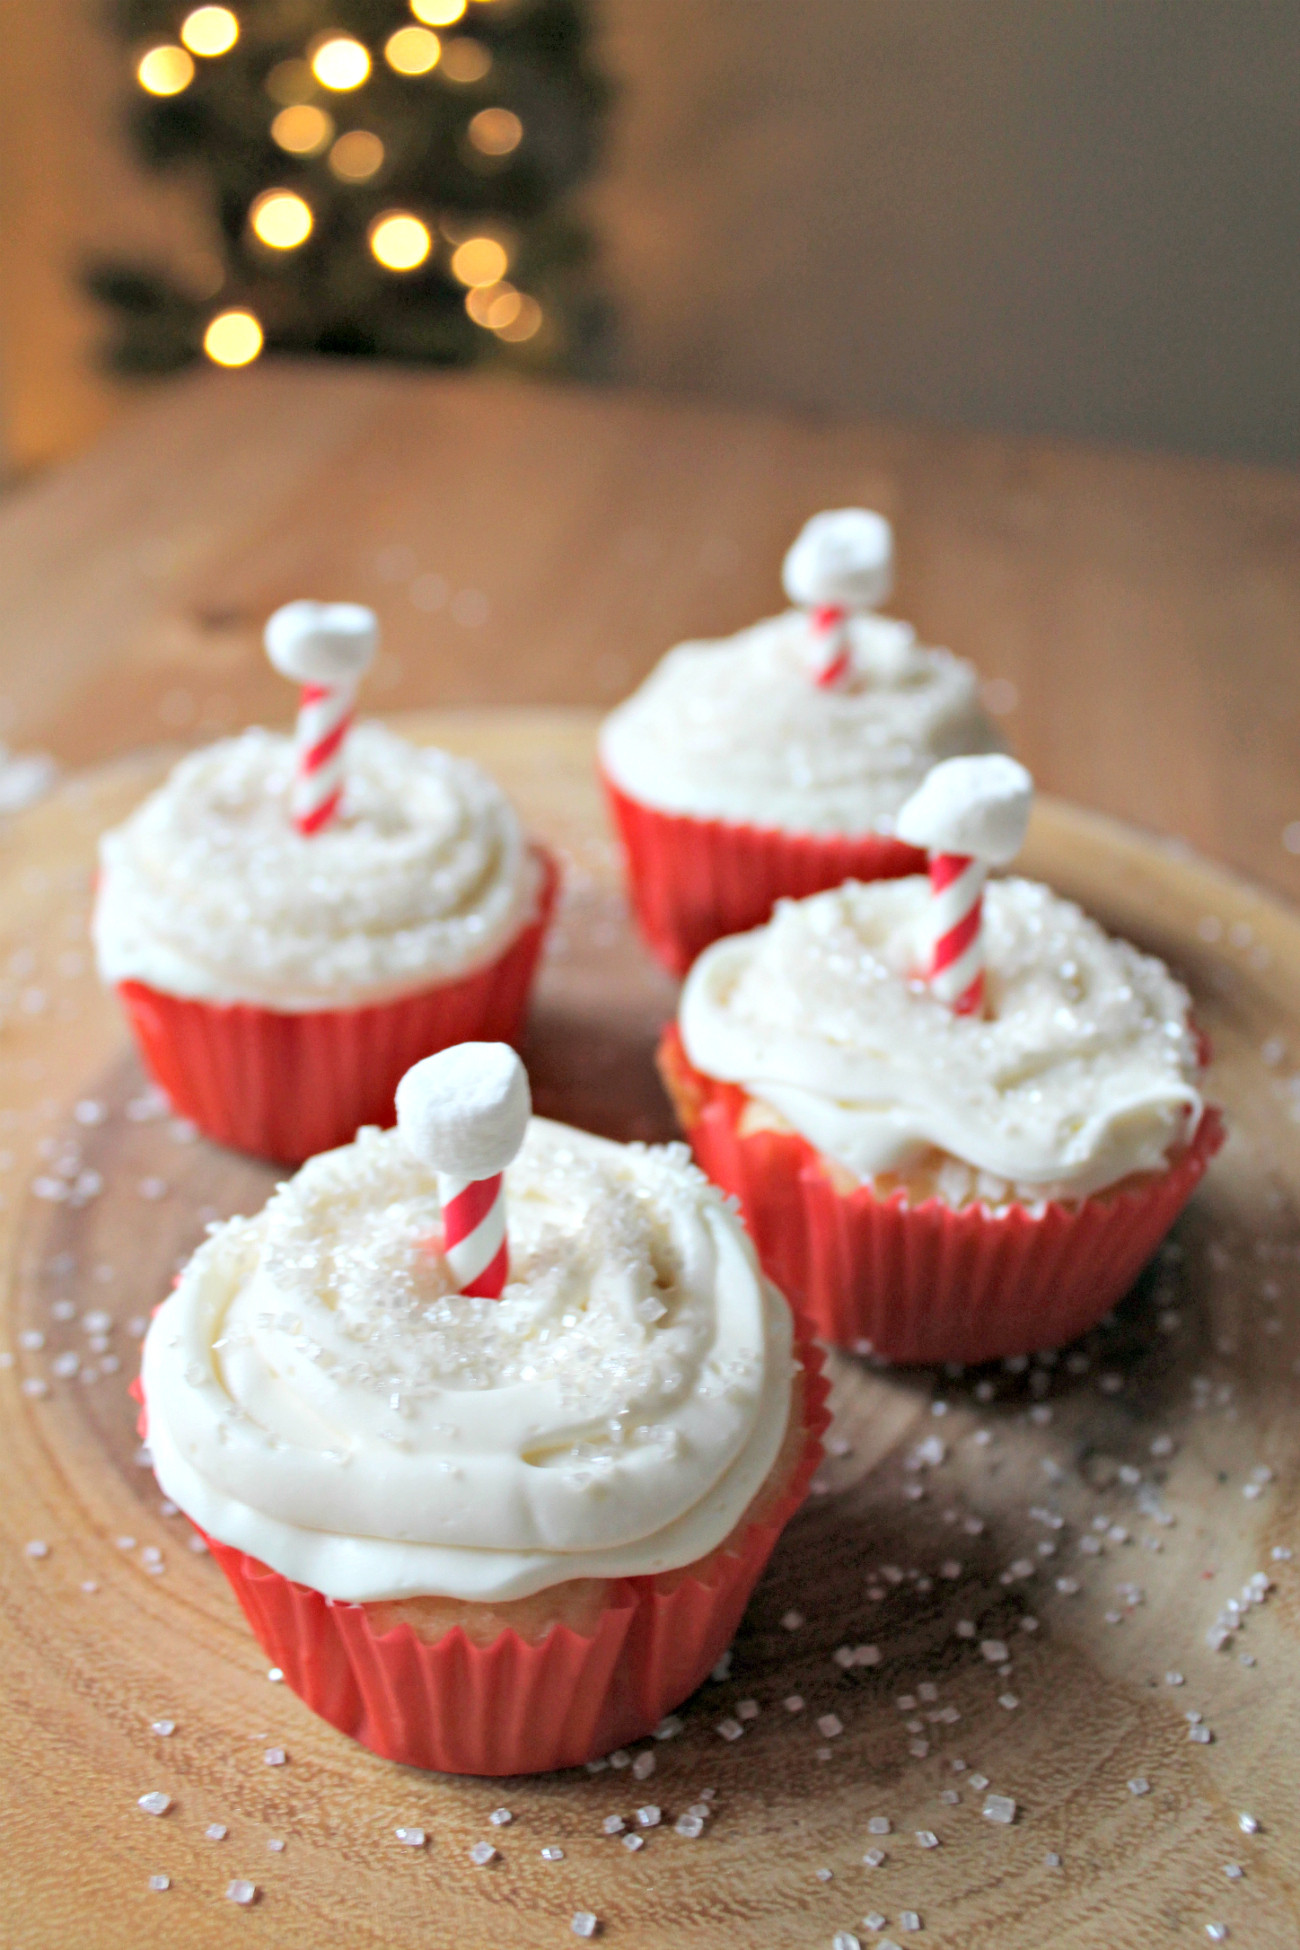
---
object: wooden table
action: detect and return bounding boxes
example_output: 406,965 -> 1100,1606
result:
2,362 -> 1298,899
3,369 -> 1300,1950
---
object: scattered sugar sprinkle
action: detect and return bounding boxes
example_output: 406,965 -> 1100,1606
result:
915,1831 -> 939,1849
488,1808 -> 513,1827
636,1806 -> 661,1829
863,1848 -> 886,1868
138,1792 -> 171,1817
622,1833 -> 644,1852
148,1875 -> 170,1893
263,1748 -> 287,1767
395,1828 -> 425,1848
1238,1813 -> 1259,1834
571,1913 -> 599,1939
226,1880 -> 257,1906
602,1816 -> 625,1836
469,1841 -> 497,1866
675,1815 -> 705,1839
1128,1779 -> 1150,1797
206,1824 -> 227,1842
24,1540 -> 48,1559
983,1795 -> 1016,1825
150,1720 -> 176,1737
267,1839 -> 285,1854
541,1847 -> 565,1862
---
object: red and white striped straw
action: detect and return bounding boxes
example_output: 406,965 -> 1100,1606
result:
782,508 -> 894,692
923,851 -> 988,1015
264,601 -> 378,836
436,1167 -> 509,1298
896,755 -> 1035,1020
290,681 -> 355,836
809,604 -> 852,690
395,1043 -> 532,1302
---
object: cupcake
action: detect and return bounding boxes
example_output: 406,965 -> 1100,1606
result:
93,602 -> 555,1163
140,1044 -> 826,1776
599,508 -> 1003,974
660,757 -> 1223,1364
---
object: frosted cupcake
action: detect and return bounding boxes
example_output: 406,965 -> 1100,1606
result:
94,603 -> 555,1163
140,1045 -> 825,1775
660,757 -> 1223,1363
599,509 -> 1002,973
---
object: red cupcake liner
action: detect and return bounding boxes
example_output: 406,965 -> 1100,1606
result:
187,1338 -> 827,1776
116,847 -> 558,1165
601,768 -> 923,976
659,1025 -> 1225,1365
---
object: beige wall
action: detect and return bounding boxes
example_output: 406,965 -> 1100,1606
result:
2,0 -> 1297,471
593,0 -> 1300,463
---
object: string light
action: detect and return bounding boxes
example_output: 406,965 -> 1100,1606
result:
369,213 -> 432,271
203,310 -> 263,366
250,189 -> 313,250
386,26 -> 441,73
271,104 -> 334,155
494,294 -> 542,343
180,6 -> 239,57
137,45 -> 195,95
330,131 -> 385,181
439,38 -> 491,83
311,36 -> 371,90
467,107 -> 522,156
410,0 -> 465,23
450,236 -> 508,287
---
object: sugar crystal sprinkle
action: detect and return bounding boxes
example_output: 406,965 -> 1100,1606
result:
395,1828 -> 425,1848
571,1914 -> 598,1940
1128,1779 -> 1150,1796
488,1808 -> 513,1826
148,1875 -> 170,1893
983,1795 -> 1016,1825
263,1747 -> 286,1766
1238,1813 -> 1259,1833
899,1915 -> 921,1933
226,1881 -> 257,1906
674,1815 -> 705,1839
867,1817 -> 891,1836
138,1792 -> 171,1817
915,1831 -> 939,1849
863,1848 -> 886,1868
469,1842 -> 497,1866
541,1847 -> 565,1861
636,1806 -> 661,1828
151,1720 -> 176,1737
206,1824 -> 227,1841
832,1935 -> 861,1950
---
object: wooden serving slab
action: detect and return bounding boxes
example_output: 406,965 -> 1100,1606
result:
0,708 -> 1297,1950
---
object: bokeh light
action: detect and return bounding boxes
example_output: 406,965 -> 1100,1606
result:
265,59 -> 314,105
410,0 -> 465,23
494,294 -> 542,343
439,38 -> 492,84
450,236 -> 509,287
330,131 -> 385,181
311,36 -> 371,91
203,310 -> 263,366
369,213 -> 432,271
137,45 -> 195,95
386,26 -> 441,74
180,6 -> 239,57
250,189 -> 313,250
465,280 -> 521,328
467,107 -> 522,156
271,104 -> 334,155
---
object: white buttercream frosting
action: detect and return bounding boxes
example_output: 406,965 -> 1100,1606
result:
679,877 -> 1203,1203
93,723 -> 542,1010
142,1118 -> 796,1603
599,611 -> 1001,835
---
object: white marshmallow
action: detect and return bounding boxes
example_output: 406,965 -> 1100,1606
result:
781,509 -> 894,611
895,755 -> 1033,864
395,1043 -> 531,1179
265,601 -> 378,687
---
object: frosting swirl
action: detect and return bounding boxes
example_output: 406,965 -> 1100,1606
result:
679,878 -> 1203,1202
599,610 -> 1000,835
93,723 -> 541,1009
142,1119 -> 795,1603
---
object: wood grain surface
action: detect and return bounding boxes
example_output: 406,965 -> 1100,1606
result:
0,709 -> 1298,1950
1,363 -> 1299,912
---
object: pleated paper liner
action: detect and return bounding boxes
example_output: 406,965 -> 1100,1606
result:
601,769 -> 923,977
160,1339 -> 826,1778
658,1025 -> 1225,1365
116,846 -> 558,1166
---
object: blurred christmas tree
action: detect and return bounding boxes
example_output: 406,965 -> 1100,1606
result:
88,0 -> 609,374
